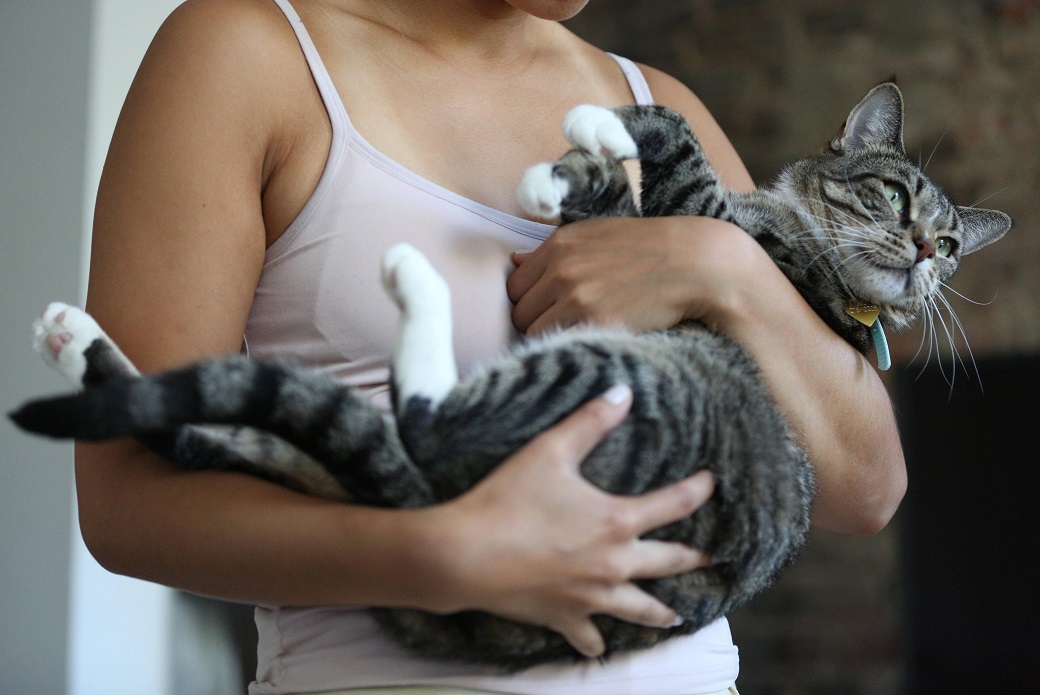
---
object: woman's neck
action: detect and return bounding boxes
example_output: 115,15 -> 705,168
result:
330,0 -> 561,67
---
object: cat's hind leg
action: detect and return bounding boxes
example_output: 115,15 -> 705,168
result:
32,302 -> 139,387
381,244 -> 458,421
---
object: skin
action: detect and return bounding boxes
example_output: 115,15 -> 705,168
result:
74,0 -> 905,663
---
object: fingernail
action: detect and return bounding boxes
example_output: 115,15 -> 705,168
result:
601,383 -> 632,406
668,615 -> 685,628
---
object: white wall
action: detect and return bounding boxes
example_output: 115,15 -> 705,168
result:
0,1 -> 182,693
69,5 -> 182,693
1,3 -> 91,692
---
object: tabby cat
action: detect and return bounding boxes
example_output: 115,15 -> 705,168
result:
10,82 -> 1010,669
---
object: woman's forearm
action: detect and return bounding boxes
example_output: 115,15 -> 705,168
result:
75,440 -> 443,609
709,233 -> 907,534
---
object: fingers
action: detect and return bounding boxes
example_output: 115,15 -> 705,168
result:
624,538 -> 712,580
507,242 -> 580,335
551,583 -> 682,658
598,583 -> 684,629
530,384 -> 634,468
457,382 -> 715,660
624,469 -> 716,537
506,250 -> 544,306
508,246 -> 604,336
553,618 -> 606,659
525,306 -> 575,337
509,271 -> 558,335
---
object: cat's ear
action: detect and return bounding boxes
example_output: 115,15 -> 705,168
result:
831,83 -> 904,153
957,206 -> 1013,255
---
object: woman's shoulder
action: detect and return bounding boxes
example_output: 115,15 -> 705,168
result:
135,0 -> 316,117
125,0 -> 320,156
162,0 -> 289,36
148,0 -> 299,73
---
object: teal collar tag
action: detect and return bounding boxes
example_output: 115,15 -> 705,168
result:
871,318 -> 890,371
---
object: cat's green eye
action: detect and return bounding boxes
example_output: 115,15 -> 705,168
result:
936,236 -> 955,257
884,182 -> 909,216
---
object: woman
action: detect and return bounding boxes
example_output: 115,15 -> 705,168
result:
76,0 -> 907,692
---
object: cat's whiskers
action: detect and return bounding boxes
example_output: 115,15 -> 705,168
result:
914,291 -> 980,396
805,242 -> 858,271
795,198 -> 875,238
938,281 -> 996,308
786,226 -> 857,270
795,195 -> 862,226
909,303 -> 934,370
914,297 -> 950,385
822,220 -> 875,244
922,127 -> 950,173
794,209 -> 878,255
818,247 -> 876,283
968,186 -> 1010,209
927,295 -> 960,392
802,204 -> 899,261
934,289 -> 984,391
807,239 -> 873,270
780,197 -> 902,281
782,209 -> 870,248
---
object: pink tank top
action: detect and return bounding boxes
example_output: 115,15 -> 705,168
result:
246,1 -> 739,692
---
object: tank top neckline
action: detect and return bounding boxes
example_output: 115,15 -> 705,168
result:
268,0 -> 654,259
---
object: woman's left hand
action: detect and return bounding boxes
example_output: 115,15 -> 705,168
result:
507,215 -> 749,335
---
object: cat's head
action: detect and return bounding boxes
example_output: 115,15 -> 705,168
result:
804,82 -> 1011,331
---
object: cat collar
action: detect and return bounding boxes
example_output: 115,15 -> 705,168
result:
844,299 -> 891,371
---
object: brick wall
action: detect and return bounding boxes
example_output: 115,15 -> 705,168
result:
568,0 -> 1039,361
568,3 -> 1040,694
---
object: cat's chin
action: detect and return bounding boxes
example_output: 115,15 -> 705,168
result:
848,260 -> 938,308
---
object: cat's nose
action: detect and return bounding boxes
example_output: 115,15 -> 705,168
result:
914,236 -> 935,263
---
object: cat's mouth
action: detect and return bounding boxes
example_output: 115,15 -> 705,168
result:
860,252 -> 920,276
870,260 -> 913,273
848,258 -> 932,311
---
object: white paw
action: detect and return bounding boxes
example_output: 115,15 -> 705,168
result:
563,105 -> 638,160
517,162 -> 570,219
380,245 -> 457,411
380,244 -> 451,316
32,302 -> 105,385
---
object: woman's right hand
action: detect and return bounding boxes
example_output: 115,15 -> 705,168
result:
416,384 -> 715,658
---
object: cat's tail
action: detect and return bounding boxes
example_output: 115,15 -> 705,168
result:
11,388 -> 116,440
10,356 -> 330,440
9,356 -> 432,507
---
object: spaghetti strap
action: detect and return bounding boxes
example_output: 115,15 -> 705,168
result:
608,53 -> 655,105
270,0 -> 350,131
265,0 -> 353,259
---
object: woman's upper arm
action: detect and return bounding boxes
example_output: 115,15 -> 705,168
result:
77,1 -> 287,549
85,1 -> 279,368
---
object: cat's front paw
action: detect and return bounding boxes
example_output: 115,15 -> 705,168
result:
32,302 -> 104,385
563,105 -> 638,160
517,162 -> 569,219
